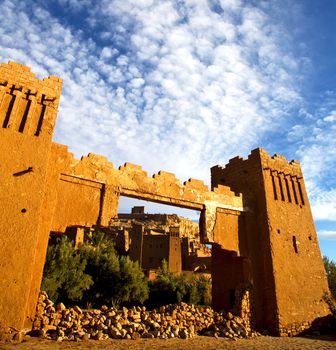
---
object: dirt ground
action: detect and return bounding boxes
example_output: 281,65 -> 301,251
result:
1,335 -> 336,350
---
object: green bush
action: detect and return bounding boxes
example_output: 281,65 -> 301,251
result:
147,260 -> 211,308
324,256 -> 336,298
41,237 -> 93,304
79,234 -> 148,307
192,275 -> 212,306
42,233 -> 149,308
41,234 -> 211,308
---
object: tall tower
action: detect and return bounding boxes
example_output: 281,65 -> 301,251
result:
0,62 -> 62,331
211,148 -> 329,334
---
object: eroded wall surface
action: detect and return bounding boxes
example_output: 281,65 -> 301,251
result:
0,62 -> 62,331
0,61 -> 330,337
0,62 -> 244,333
211,148 -> 330,334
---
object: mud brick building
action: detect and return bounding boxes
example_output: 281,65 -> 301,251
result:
0,62 -> 330,336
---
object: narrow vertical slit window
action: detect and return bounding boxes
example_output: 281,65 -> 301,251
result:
271,172 -> 278,200
292,236 -> 298,254
278,175 -> 285,201
2,90 -> 16,128
297,180 -> 305,206
291,178 -> 299,205
284,177 -> 292,203
18,99 -> 31,133
35,95 -> 46,136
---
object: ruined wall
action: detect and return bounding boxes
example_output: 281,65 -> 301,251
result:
211,246 -> 251,312
48,148 -> 244,238
0,62 -> 329,338
0,62 -> 62,331
168,233 -> 182,274
211,148 -> 329,334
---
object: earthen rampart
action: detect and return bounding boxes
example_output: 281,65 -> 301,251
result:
211,148 -> 329,334
0,61 -> 330,338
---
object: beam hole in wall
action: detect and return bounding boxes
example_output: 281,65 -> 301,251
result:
277,229 -> 280,234
21,208 -> 27,213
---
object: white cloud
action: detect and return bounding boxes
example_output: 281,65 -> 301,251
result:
317,230 -> 336,240
0,0 -> 310,186
290,98 -> 336,221
324,112 -> 336,122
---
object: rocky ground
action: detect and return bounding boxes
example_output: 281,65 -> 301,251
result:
1,291 -> 335,349
26,292 -> 257,341
1,334 -> 336,350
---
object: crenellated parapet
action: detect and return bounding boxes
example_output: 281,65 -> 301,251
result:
0,61 -> 329,338
211,148 -> 306,206
49,147 -> 243,242
0,61 -> 62,138
214,148 -> 302,176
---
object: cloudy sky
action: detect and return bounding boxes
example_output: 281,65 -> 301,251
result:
1,0 -> 335,258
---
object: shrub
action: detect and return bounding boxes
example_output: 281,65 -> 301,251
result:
75,232 -> 148,307
41,237 -> 93,304
42,233 -> 149,308
323,256 -> 336,298
148,260 -> 212,308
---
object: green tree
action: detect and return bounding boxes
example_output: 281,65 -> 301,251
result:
323,256 -> 336,298
78,233 -> 120,306
78,232 -> 149,307
117,256 -> 149,305
41,237 -> 93,304
148,260 -> 200,307
194,275 -> 212,305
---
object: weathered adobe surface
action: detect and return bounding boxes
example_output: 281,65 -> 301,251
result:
0,61 -> 244,335
49,145 -> 244,241
0,61 -> 331,339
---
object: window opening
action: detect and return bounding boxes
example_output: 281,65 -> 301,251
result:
271,172 -> 278,200
292,236 -> 298,254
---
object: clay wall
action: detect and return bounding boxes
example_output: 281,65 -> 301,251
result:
48,147 -> 243,238
0,62 -> 62,331
131,231 -> 182,274
211,149 -> 276,331
141,235 -> 169,270
0,62 -> 62,139
260,153 -> 329,332
211,148 -> 329,333
168,234 -> 182,273
0,62 -> 330,338
211,245 -> 251,311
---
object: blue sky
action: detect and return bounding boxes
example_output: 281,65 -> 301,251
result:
0,0 -> 335,259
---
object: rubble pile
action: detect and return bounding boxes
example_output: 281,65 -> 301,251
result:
31,292 -> 260,341
232,284 -> 254,331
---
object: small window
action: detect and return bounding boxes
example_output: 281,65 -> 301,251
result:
292,236 -> 298,254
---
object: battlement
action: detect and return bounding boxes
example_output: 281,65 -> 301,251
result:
59,150 -> 243,211
214,148 -> 302,178
0,61 -> 62,138
0,61 -> 329,338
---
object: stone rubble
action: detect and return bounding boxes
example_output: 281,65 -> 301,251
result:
30,291 -> 260,342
